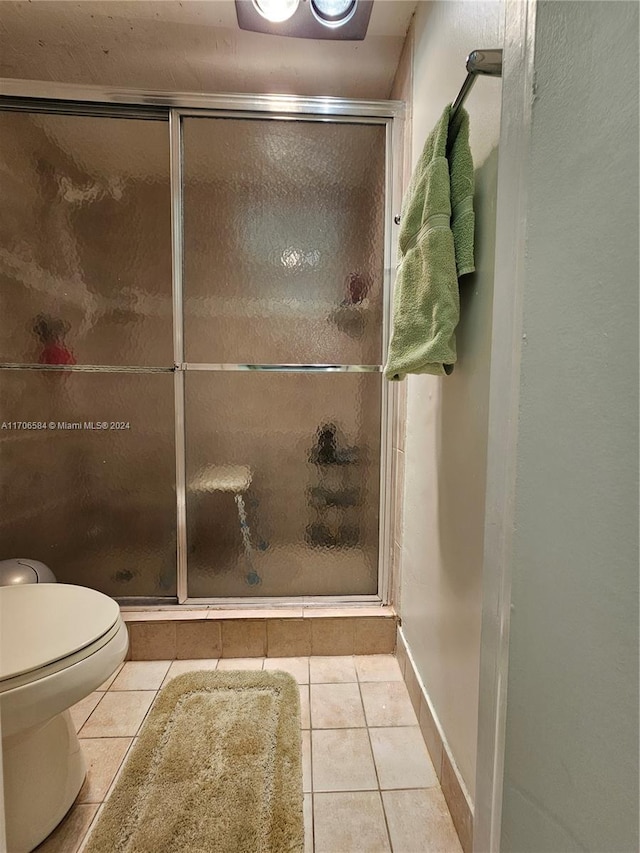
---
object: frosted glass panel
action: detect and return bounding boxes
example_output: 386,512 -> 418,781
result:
183,118 -> 386,365
185,371 -> 381,597
0,371 -> 176,597
0,111 -> 172,366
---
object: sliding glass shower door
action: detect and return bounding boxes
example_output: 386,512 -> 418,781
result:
180,115 -> 387,598
0,100 -> 392,602
0,109 -> 177,598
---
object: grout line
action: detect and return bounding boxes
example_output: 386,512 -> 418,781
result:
75,692 -> 106,737
357,677 -> 395,852
308,706 -> 315,853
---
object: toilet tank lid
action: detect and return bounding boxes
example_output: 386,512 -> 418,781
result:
0,584 -> 121,682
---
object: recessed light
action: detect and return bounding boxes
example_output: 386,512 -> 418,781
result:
310,0 -> 358,28
252,0 -> 300,23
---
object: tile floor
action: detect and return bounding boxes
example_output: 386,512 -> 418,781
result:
36,655 -> 462,853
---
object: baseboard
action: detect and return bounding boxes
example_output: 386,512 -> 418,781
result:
396,626 -> 474,853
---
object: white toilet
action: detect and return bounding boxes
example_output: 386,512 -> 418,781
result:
0,583 -> 128,852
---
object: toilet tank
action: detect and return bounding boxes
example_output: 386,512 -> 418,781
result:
0,558 -> 57,585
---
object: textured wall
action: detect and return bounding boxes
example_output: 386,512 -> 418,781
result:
398,0 -> 503,799
500,2 -> 639,850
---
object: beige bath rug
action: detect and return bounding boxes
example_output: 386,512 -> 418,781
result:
84,670 -> 303,853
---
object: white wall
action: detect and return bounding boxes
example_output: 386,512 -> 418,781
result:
399,0 -> 503,798
498,2 -> 639,849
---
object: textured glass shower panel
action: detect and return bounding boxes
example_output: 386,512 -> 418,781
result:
0,370 -> 176,596
0,111 -> 172,366
182,118 -> 386,365
185,371 -> 381,597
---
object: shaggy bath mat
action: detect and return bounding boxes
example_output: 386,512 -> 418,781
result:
84,670 -> 304,853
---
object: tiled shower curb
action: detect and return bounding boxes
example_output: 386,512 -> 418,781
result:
122,607 -> 398,660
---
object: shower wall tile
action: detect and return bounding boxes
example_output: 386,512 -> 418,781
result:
310,618 -> 358,656
176,621 -> 222,659
128,622 -> 176,661
266,618 -> 312,657
221,619 -> 267,658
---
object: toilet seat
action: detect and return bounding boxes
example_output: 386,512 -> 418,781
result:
0,583 -> 121,687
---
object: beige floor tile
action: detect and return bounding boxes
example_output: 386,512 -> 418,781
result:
77,738 -> 132,803
161,658 -> 219,686
34,803 -> 99,853
299,684 -> 311,729
309,656 -> 357,684
382,788 -> 462,853
312,729 -> 377,792
369,727 -> 438,790
263,656 -> 309,684
69,693 -> 103,733
304,793 -> 313,853
355,655 -> 403,683
216,657 -> 265,671
310,683 -> 366,728
96,664 -> 123,691
79,691 -> 156,738
302,729 -> 312,793
313,792 -> 390,853
360,681 -> 417,727
111,661 -> 171,691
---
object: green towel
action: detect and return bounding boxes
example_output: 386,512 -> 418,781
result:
384,105 -> 475,380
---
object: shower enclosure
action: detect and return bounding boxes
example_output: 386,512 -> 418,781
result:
0,84 -> 401,604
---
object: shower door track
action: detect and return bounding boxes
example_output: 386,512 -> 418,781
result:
0,81 -> 404,607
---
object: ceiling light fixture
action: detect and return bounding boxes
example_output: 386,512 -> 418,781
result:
252,0 -> 300,23
236,0 -> 372,40
310,0 -> 358,28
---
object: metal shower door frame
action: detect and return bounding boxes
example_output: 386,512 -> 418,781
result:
0,80 -> 404,607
